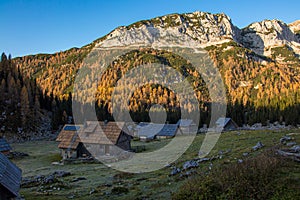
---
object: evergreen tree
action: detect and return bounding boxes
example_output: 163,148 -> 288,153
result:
20,85 -> 30,129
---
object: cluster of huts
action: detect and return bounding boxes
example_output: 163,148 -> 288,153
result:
56,118 -> 238,160
132,119 -> 198,141
0,117 -> 238,199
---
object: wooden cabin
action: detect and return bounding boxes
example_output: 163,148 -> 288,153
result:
79,121 -> 132,159
177,119 -> 198,134
135,123 -> 181,141
215,117 -> 238,131
0,137 -> 12,155
0,153 -> 22,200
156,124 -> 180,139
135,123 -> 164,141
56,125 -> 90,160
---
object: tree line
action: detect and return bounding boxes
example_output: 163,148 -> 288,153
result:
1,40 -> 300,137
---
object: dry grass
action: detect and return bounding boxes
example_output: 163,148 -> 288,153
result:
172,149 -> 300,200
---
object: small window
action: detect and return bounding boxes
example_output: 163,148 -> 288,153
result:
105,145 -> 110,155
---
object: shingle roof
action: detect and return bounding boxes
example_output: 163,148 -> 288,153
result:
0,153 -> 22,197
216,117 -> 238,128
0,138 -> 12,152
79,121 -> 131,145
136,123 -> 165,139
57,125 -> 82,149
156,124 -> 178,137
56,125 -> 82,142
58,131 -> 80,150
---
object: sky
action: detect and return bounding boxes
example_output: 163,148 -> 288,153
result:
1,0 -> 300,57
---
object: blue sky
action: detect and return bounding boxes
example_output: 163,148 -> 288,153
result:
1,0 -> 300,57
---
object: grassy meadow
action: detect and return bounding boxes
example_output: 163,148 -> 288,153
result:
11,129 -> 300,200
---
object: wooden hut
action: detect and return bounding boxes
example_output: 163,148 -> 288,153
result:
0,153 -> 22,200
215,118 -> 238,131
0,137 -> 12,155
156,124 -> 180,139
79,121 -> 132,159
177,119 -> 198,134
135,123 -> 164,141
56,125 -> 90,160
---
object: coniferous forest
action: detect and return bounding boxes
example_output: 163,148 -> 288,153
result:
1,38 -> 300,139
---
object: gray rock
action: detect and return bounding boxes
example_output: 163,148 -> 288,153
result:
208,162 -> 213,170
170,167 -> 181,176
89,189 -> 95,195
286,142 -> 297,147
280,136 -> 292,144
52,170 -> 71,177
290,145 -> 300,153
218,149 -> 232,155
44,175 -> 55,184
243,152 -> 249,157
197,157 -> 210,163
252,142 -> 264,151
35,175 -> 45,182
51,162 -> 63,166
183,160 -> 199,170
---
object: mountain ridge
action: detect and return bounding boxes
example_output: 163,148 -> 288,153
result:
1,11 -> 299,135
13,11 -> 300,61
92,11 -> 300,60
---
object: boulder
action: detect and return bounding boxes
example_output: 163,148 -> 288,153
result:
290,145 -> 300,153
286,142 -> 297,147
44,175 -> 55,184
243,152 -> 249,157
280,135 -> 292,144
197,157 -> 210,163
53,170 -> 71,177
183,160 -> 199,170
170,167 -> 181,176
252,142 -> 264,151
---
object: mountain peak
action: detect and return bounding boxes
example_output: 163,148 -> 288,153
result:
289,20 -> 300,34
240,19 -> 299,56
96,11 -> 238,48
96,11 -> 238,47
94,11 -> 300,59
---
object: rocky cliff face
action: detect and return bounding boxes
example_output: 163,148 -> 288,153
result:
289,20 -> 300,33
289,20 -> 300,41
241,20 -> 300,56
97,11 -> 240,48
96,11 -> 300,60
